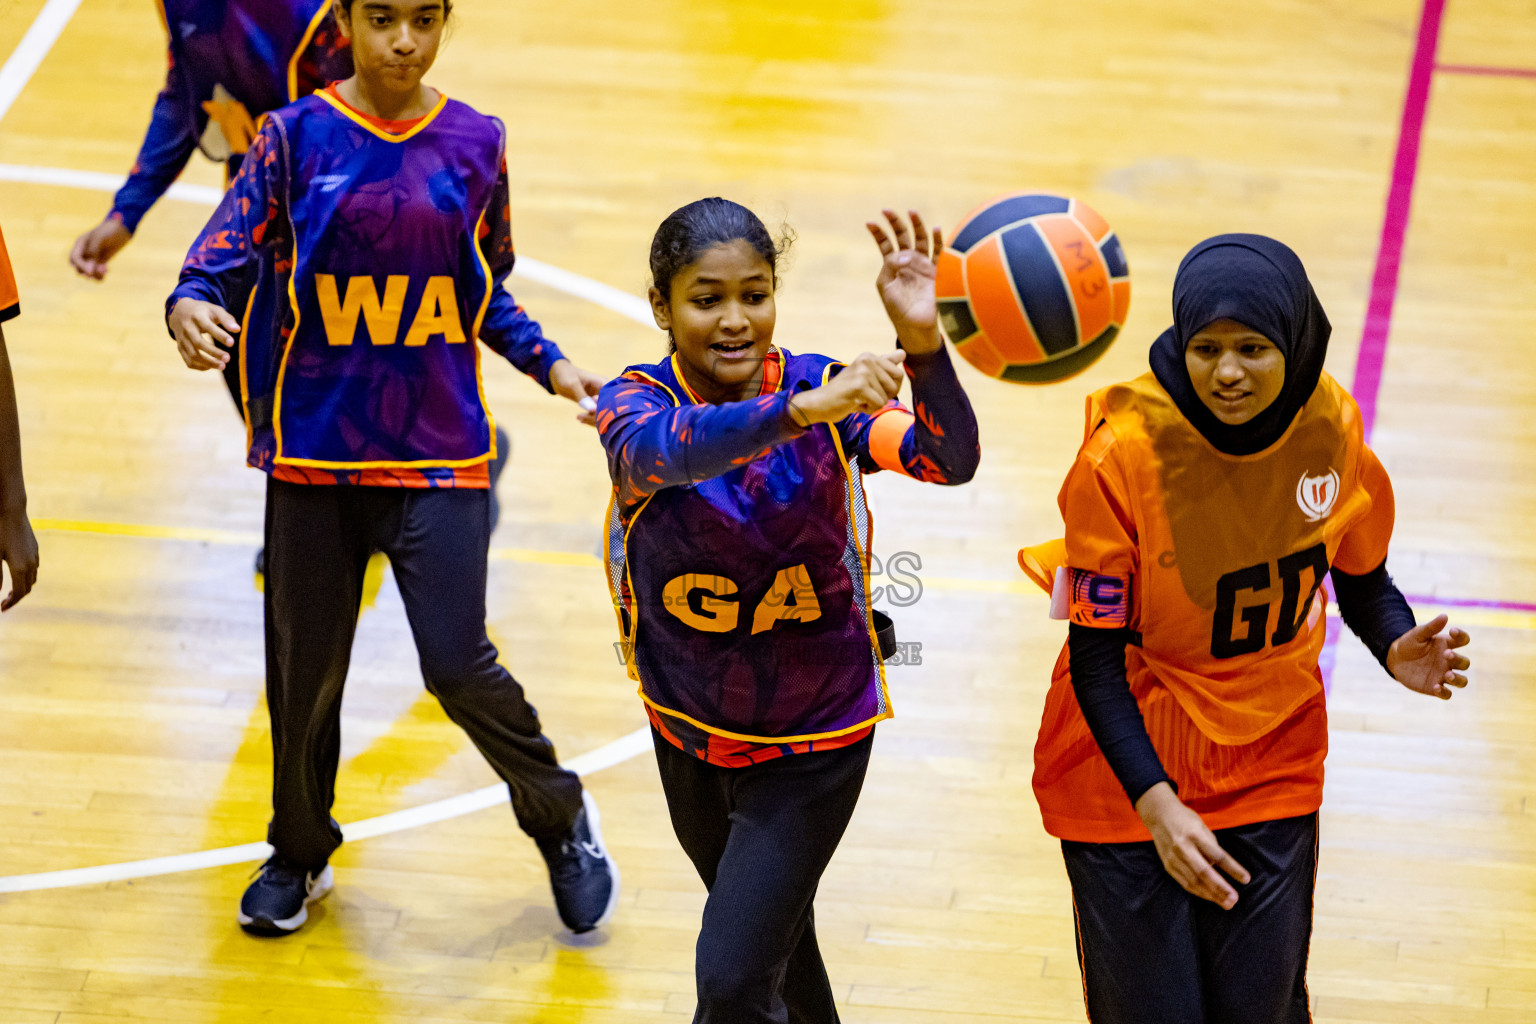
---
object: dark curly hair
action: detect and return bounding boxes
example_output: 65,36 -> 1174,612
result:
650,197 -> 793,307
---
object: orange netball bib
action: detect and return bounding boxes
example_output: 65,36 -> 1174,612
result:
1062,372 -> 1393,744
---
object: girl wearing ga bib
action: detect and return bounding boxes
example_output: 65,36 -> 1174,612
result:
597,199 -> 979,1023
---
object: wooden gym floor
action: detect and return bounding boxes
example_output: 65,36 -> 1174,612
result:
0,0 -> 1533,1020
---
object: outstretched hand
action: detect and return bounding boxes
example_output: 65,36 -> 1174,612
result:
1387,613 -> 1470,700
867,209 -> 943,355
549,359 -> 604,428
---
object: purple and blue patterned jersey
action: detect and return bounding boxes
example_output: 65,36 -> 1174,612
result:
169,87 -> 565,486
113,0 -> 351,233
597,345 -> 979,755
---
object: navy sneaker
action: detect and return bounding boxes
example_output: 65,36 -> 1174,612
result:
536,791 -> 619,934
237,857 -> 333,936
488,425 -> 511,535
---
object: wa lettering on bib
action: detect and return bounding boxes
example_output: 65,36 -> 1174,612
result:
272,94 -> 504,469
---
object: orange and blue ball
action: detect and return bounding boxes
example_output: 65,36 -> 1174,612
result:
937,193 -> 1130,384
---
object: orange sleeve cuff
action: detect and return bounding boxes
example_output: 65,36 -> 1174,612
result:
867,408 -> 914,474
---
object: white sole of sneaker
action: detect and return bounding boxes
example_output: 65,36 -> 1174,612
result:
237,864 -> 334,933
581,791 -> 621,930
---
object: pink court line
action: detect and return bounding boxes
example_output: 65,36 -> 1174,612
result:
1320,591 -> 1529,692
1436,62 -> 1536,79
1326,0 -> 1447,691
1403,593 -> 1536,615
1353,0 -> 1447,441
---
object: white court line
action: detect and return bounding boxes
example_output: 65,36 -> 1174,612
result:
0,162 -> 656,328
510,254 -> 654,328
0,162 -> 658,898
0,727 -> 652,894
0,0 -> 82,124
0,163 -> 224,206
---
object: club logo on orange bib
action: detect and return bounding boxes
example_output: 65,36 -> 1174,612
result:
1295,468 -> 1340,522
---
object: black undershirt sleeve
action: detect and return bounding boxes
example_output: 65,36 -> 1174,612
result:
1330,560 -> 1416,670
1067,623 -> 1173,806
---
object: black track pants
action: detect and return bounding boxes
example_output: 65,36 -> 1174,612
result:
262,477 -> 584,868
653,730 -> 873,1024
1062,812 -> 1318,1024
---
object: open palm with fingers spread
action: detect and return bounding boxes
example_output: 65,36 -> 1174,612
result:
866,209 -> 943,355
1387,613 -> 1471,700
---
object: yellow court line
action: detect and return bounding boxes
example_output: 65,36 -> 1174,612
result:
1401,606 -> 1536,633
31,517 -> 1536,631
32,518 -> 991,578
34,518 -> 263,545
924,575 -> 1037,596
488,547 -> 603,569
34,516 -> 606,569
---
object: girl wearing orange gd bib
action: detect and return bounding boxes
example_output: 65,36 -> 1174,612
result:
1022,235 -> 1471,1023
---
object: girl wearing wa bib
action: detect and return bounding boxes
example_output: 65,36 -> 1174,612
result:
167,0 -> 614,940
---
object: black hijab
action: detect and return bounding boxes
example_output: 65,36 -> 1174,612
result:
1149,234 -> 1330,456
